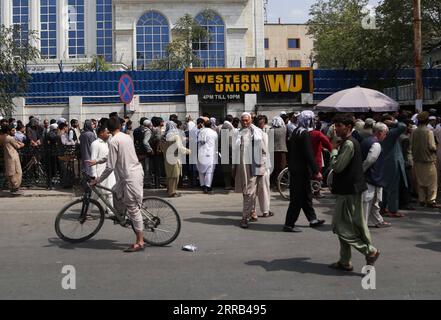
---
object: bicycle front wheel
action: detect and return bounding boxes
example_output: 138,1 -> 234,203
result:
134,197 -> 181,246
55,198 -> 105,243
277,168 -> 290,200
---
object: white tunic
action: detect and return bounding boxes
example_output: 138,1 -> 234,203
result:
197,128 -> 218,173
91,138 -> 116,191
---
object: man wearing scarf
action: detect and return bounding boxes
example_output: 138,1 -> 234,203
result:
80,120 -> 97,177
283,111 -> 325,233
235,113 -> 271,229
163,121 -> 191,197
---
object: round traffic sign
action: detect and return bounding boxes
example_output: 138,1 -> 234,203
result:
118,74 -> 135,104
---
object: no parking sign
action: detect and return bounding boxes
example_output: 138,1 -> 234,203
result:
118,74 -> 135,104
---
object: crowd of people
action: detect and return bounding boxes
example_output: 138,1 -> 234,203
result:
1,108 -> 441,258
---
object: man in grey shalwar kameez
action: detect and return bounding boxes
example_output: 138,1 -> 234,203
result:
234,113 -> 271,229
90,117 -> 145,253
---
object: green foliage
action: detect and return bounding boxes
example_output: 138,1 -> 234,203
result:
307,0 -> 441,71
0,25 -> 40,117
73,55 -> 112,72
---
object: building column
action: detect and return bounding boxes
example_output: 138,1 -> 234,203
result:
57,0 -> 68,60
244,94 -> 257,113
85,0 -> 97,58
185,95 -> 199,120
12,97 -> 26,123
69,96 -> 83,123
29,0 -> 41,50
0,0 -> 12,28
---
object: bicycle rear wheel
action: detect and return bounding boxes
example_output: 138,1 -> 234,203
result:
55,198 -> 105,243
277,168 -> 290,200
133,197 -> 181,246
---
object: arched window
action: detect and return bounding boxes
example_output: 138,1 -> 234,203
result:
136,11 -> 169,69
194,12 -> 225,68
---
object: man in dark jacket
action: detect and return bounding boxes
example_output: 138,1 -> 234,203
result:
283,111 -> 325,233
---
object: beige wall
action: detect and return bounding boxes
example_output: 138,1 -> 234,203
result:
264,24 -> 316,68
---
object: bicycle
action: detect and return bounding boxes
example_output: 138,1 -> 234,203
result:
276,168 -> 322,200
55,174 -> 181,246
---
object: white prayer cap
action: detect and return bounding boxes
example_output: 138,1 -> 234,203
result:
241,112 -> 252,119
279,111 -> 287,116
143,119 -> 152,126
50,123 -> 58,130
429,116 -> 437,120
57,117 -> 67,124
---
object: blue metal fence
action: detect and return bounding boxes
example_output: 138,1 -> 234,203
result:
23,69 -> 441,105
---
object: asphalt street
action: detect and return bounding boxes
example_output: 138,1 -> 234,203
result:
0,189 -> 440,300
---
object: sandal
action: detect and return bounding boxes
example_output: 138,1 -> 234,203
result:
124,244 -> 145,253
259,211 -> 275,218
366,250 -> 381,266
375,221 -> 391,228
328,262 -> 354,272
385,212 -> 405,218
248,212 -> 258,222
240,219 -> 249,229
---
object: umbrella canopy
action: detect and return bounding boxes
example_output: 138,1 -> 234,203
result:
315,86 -> 399,113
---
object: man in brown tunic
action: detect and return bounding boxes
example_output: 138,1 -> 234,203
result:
0,125 -> 25,195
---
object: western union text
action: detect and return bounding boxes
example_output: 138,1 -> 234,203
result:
193,74 -> 304,93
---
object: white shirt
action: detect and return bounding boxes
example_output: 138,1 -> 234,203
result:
362,142 -> 382,173
91,138 -> 116,191
197,128 -> 218,172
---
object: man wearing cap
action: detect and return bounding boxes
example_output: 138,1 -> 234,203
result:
411,112 -> 441,208
428,116 -> 437,131
197,117 -> 218,194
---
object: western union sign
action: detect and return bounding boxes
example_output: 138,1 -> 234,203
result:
185,68 -> 313,102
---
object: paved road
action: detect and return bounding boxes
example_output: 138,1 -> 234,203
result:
0,190 -> 440,300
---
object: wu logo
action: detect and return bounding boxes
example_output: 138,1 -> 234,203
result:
61,265 -> 76,290
361,266 -> 376,290
263,74 -> 303,93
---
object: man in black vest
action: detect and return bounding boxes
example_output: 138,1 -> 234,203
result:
329,114 -> 380,272
361,122 -> 391,228
283,111 -> 325,233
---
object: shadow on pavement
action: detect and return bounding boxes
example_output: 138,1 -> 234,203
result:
416,242 -> 441,253
185,217 -> 285,232
45,238 -> 134,251
246,257 -> 363,277
199,211 -> 242,218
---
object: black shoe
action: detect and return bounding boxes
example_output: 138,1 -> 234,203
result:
310,219 -> 326,228
283,226 -> 302,233
366,250 -> 381,266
